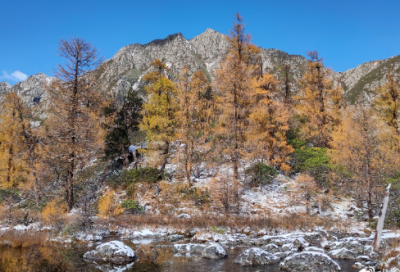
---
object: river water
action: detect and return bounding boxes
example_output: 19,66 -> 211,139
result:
0,239 -> 359,272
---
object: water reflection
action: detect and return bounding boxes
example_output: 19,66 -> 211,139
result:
0,242 -> 358,272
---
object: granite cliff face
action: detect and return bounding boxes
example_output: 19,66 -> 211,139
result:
2,29 -> 400,107
0,73 -> 54,118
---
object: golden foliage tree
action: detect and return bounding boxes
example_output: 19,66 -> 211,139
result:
140,59 -> 179,171
213,13 -> 260,202
0,93 -> 27,189
45,38 -> 104,212
330,99 -> 393,220
247,74 -> 293,172
375,68 -> 400,147
295,51 -> 344,147
176,68 -> 212,187
0,93 -> 43,206
97,189 -> 123,220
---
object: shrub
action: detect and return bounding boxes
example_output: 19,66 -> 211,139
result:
97,190 -> 123,219
109,167 -> 163,186
0,189 -> 20,204
177,186 -> 211,207
42,199 -> 67,225
245,163 -> 278,187
293,173 -> 320,213
120,199 -> 144,214
210,226 -> 226,234
290,145 -> 331,187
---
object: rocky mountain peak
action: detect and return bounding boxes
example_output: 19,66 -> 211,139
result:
2,29 -> 400,108
0,81 -> 11,96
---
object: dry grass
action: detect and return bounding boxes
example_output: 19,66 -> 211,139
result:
381,239 -> 400,269
95,212 -> 346,234
0,230 -> 49,248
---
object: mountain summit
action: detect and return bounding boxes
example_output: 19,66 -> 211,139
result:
2,29 -> 400,105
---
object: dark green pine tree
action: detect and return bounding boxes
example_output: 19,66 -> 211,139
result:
105,90 -> 143,164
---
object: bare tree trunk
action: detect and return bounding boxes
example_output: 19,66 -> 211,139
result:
367,190 -> 374,221
6,145 -> 13,185
66,162 -> 74,212
372,184 -> 391,252
233,82 -> 239,203
185,143 -> 191,188
160,141 -> 169,172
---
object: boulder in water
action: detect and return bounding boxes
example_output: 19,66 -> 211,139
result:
280,251 -> 341,272
201,243 -> 227,259
83,241 -> 137,264
234,247 -> 280,266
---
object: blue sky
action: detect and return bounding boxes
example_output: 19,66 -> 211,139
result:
1,0 -> 399,85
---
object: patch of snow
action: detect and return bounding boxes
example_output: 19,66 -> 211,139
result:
132,76 -> 142,91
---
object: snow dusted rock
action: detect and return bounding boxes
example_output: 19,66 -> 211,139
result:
274,251 -> 289,259
329,240 -> 367,254
291,237 -> 309,251
304,246 -> 325,253
328,248 -> 357,260
234,247 -> 280,266
177,214 -> 191,219
352,262 -> 365,269
201,243 -> 227,259
173,243 -> 206,254
167,234 -> 184,242
304,232 -> 323,244
262,243 -> 281,253
280,252 -> 341,272
281,243 -> 292,252
83,241 -> 137,264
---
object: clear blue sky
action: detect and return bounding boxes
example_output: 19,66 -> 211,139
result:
1,0 -> 399,85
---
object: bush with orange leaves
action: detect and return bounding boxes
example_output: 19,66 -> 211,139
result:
209,175 -> 237,213
97,189 -> 123,220
42,199 -> 67,227
293,173 -> 320,213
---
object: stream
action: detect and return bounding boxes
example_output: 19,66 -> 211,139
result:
0,237 -> 359,272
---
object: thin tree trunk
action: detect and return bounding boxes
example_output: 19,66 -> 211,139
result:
233,82 -> 239,203
66,161 -> 74,212
17,103 -> 41,206
160,141 -> 169,172
7,145 -> 13,185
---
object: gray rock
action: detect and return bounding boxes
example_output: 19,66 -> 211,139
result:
83,241 -> 137,264
304,246 -> 325,253
173,243 -> 206,254
234,247 -> 280,266
280,252 -> 341,272
201,243 -> 227,259
352,262 -> 365,269
329,248 -> 358,260
274,251 -> 289,259
0,81 -> 11,96
329,240 -> 366,255
262,243 -> 281,253
167,234 -> 184,242
281,243 -> 291,252
291,237 -> 310,251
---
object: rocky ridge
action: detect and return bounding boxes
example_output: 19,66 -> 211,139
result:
2,29 -> 400,108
